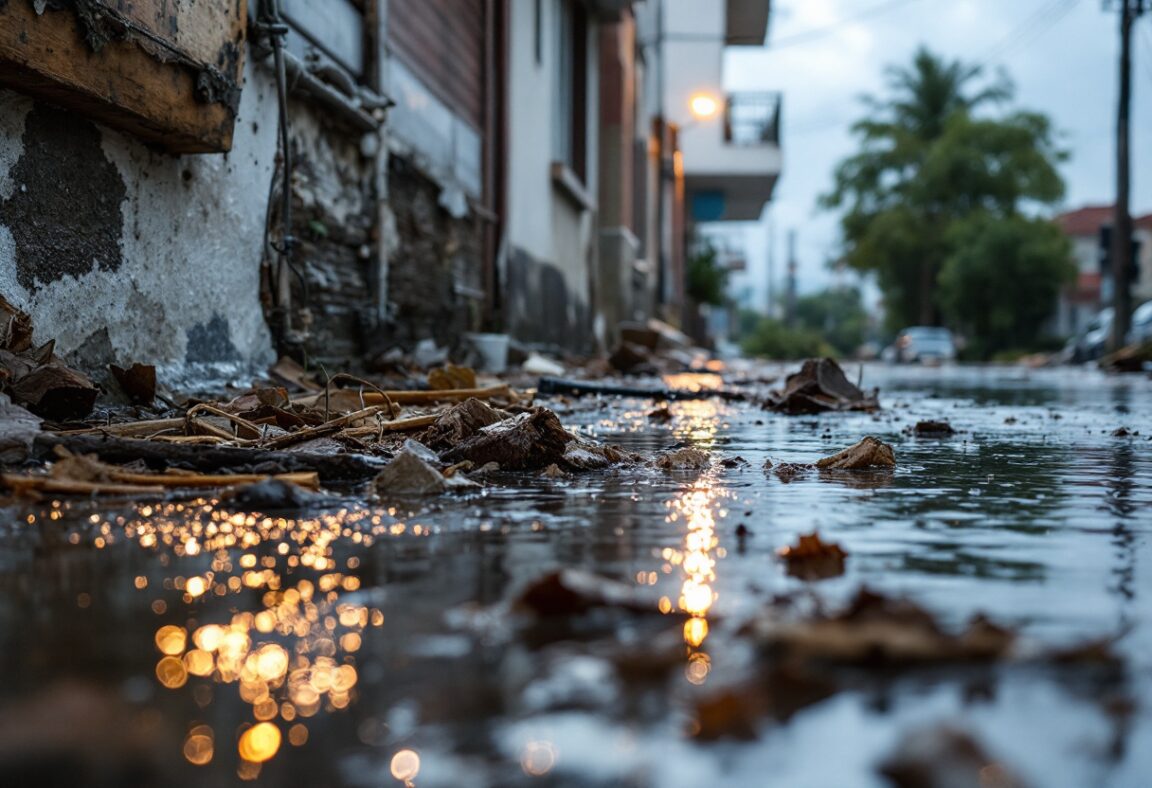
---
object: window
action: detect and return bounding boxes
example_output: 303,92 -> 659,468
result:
553,0 -> 588,181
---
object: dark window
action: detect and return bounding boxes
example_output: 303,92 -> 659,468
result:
554,0 -> 588,181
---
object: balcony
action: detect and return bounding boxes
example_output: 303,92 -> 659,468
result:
682,91 -> 782,222
723,92 -> 781,146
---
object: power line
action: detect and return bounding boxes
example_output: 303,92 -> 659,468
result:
768,0 -> 924,49
977,0 -> 1079,67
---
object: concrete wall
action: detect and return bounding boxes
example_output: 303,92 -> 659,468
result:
505,0 -> 602,353
0,39 -> 401,383
0,60 -> 282,385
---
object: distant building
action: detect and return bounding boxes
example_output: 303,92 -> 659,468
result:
1053,205 -> 1152,336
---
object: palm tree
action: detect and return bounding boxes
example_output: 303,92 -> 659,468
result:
822,48 -> 1022,327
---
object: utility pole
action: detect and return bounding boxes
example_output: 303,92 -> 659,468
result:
1111,0 -> 1144,351
766,213 -> 776,319
784,229 -> 798,328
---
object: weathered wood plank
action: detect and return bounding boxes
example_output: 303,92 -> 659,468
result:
0,0 -> 247,154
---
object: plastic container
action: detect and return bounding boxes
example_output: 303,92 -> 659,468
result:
464,332 -> 509,373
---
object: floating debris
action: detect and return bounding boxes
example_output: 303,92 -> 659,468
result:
878,725 -> 1028,788
654,447 -> 711,470
767,358 -> 879,414
777,531 -> 848,580
912,419 -> 956,436
816,436 -> 896,470
374,448 -> 479,495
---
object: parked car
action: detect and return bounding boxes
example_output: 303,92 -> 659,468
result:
1064,307 -> 1114,363
893,326 -> 956,364
1127,301 -> 1152,345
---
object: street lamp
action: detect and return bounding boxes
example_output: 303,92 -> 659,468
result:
688,92 -> 721,122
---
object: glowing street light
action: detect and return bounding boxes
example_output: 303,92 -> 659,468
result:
688,92 -> 721,121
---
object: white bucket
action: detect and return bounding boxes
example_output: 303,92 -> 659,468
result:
465,332 -> 509,373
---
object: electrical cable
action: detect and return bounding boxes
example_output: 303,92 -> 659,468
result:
976,0 -> 1079,67
766,0 -> 924,49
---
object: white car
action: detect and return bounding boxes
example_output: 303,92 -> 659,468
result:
894,326 -> 957,364
1127,301 -> 1152,345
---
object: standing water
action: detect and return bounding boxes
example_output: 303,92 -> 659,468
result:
0,364 -> 1148,787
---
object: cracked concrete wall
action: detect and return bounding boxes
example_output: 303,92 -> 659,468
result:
0,58 -> 283,385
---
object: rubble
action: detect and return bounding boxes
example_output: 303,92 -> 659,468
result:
417,398 -> 510,451
0,300 -> 98,420
654,447 -> 711,470
440,408 -> 571,471
766,357 -> 880,414
374,448 -> 479,495
816,436 -> 896,469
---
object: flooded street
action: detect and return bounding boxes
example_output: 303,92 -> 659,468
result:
1,364 -> 1149,787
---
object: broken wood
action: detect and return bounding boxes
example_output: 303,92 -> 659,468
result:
440,407 -> 571,471
32,434 -> 382,484
9,363 -> 99,421
292,384 -> 517,408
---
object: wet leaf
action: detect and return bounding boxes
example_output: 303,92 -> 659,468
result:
878,725 -> 1029,788
109,362 -> 157,405
777,531 -> 847,580
767,357 -> 879,414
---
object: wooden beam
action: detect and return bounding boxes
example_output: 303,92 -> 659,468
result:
0,1 -> 247,154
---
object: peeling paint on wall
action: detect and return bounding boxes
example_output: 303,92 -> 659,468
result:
3,104 -> 126,292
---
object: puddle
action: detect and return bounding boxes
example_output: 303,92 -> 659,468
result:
0,365 -> 1149,786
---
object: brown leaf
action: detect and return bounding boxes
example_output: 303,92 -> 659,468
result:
109,363 -> 156,405
428,364 -> 477,391
777,531 -> 847,580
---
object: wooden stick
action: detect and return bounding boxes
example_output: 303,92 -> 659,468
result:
338,414 -> 438,438
56,418 -> 186,438
292,384 -> 515,408
2,474 -> 166,496
186,403 -> 264,440
260,405 -> 389,450
108,470 -> 321,490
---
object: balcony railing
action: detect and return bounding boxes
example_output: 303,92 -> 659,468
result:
723,92 -> 782,146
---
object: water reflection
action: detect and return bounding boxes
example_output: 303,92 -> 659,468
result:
89,500 -> 393,777
659,482 -> 723,686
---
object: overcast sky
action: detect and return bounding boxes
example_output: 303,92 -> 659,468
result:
718,0 -> 1152,310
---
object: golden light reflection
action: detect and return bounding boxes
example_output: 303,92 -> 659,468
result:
238,721 -> 281,763
660,481 -> 724,684
183,726 -> 214,765
46,496 -> 406,772
390,749 -> 421,783
521,741 -> 557,777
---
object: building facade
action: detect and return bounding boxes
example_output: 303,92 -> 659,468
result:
0,0 -> 778,380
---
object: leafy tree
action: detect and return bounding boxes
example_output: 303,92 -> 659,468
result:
939,213 -> 1075,358
821,48 -> 1067,331
686,244 -> 728,306
793,286 -> 869,356
741,317 -> 832,360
